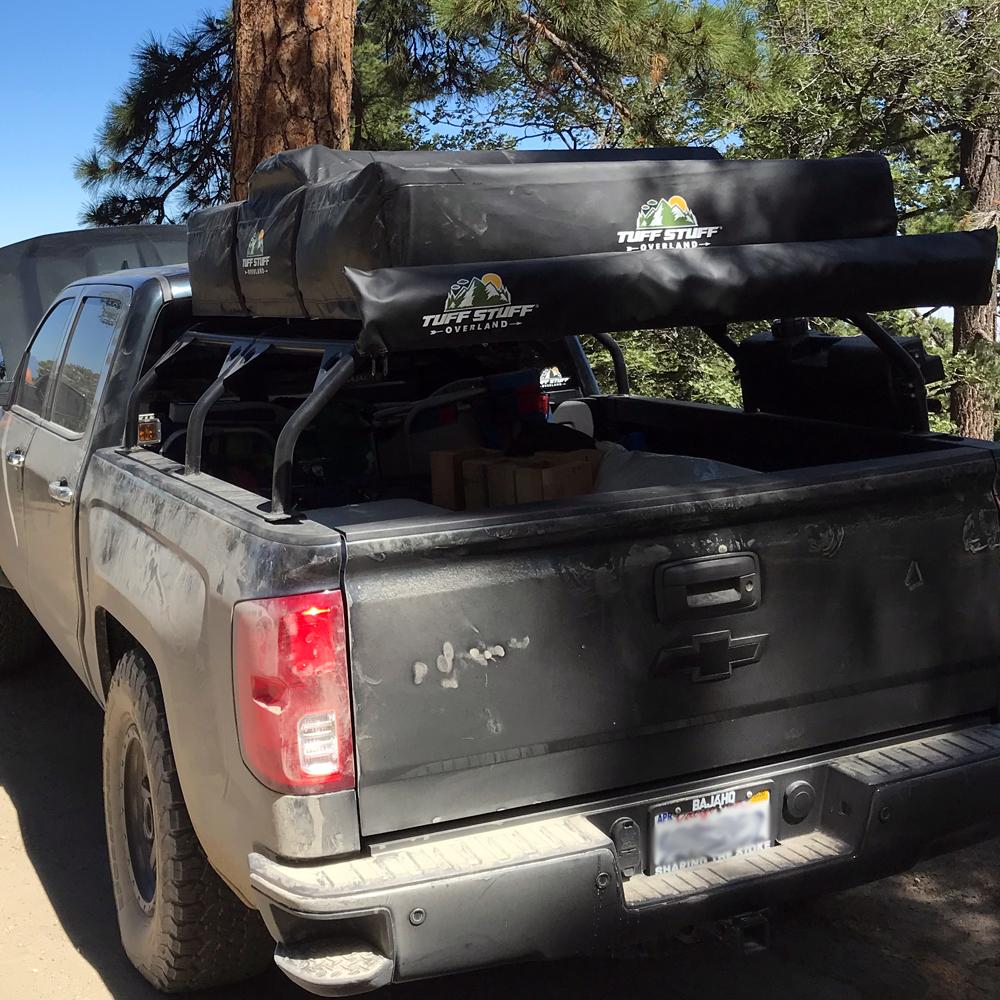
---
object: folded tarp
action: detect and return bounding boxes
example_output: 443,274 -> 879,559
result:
344,229 -> 998,355
188,148 -> 897,320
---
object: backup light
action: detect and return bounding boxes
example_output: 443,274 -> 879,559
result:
233,590 -> 355,794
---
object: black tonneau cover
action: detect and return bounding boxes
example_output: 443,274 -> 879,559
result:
188,148 -> 898,320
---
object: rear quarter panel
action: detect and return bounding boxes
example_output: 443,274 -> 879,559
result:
80,451 -> 347,897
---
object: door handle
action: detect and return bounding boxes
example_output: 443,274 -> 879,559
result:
48,480 -> 75,506
655,553 -> 761,621
5,450 -> 25,469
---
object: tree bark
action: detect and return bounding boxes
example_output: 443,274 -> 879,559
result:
951,125 -> 1000,439
231,0 -> 356,199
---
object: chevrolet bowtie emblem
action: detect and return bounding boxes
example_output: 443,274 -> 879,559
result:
653,630 -> 768,683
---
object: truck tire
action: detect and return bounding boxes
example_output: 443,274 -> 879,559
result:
0,587 -> 49,677
102,649 -> 272,992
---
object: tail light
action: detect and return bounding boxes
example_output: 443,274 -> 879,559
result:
233,590 -> 355,794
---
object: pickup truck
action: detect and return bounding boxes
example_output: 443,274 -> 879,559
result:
0,197 -> 998,997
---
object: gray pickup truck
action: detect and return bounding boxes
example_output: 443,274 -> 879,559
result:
0,151 -> 999,997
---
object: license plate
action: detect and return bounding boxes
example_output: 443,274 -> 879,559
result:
652,784 -> 773,875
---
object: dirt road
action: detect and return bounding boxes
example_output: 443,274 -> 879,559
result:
1,659 -> 997,1000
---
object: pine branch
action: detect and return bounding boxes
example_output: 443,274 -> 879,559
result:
513,9 -> 633,124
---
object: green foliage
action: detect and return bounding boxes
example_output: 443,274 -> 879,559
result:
76,13 -> 232,224
585,307 -> 997,437
585,328 -> 742,405
353,0 -> 507,149
731,1 -> 1000,219
429,0 -> 761,147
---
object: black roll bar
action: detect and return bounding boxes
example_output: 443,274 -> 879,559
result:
271,351 -> 358,516
183,340 -> 270,475
847,313 -> 930,433
590,330 -> 630,395
700,324 -> 740,359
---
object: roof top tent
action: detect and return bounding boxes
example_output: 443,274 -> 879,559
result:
172,146 -> 998,515
0,226 -> 187,402
188,145 -> 895,321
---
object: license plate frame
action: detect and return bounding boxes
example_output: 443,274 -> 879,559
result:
650,782 -> 774,875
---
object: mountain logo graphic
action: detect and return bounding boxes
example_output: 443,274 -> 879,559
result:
423,272 -> 538,336
245,229 -> 265,257
637,195 -> 698,230
241,228 -> 271,275
617,194 -> 722,251
444,273 -> 512,311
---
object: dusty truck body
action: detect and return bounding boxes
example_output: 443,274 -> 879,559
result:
0,149 -> 999,997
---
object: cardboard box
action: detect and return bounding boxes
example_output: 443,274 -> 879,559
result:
515,459 -> 593,504
486,460 -> 521,508
461,454 -> 503,510
431,448 -> 500,510
535,448 -> 603,482
433,448 -> 597,510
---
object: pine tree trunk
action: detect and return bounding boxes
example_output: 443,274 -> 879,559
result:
231,0 -> 356,199
951,126 -> 1000,439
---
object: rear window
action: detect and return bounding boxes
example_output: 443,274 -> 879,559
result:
50,295 -> 123,433
18,298 -> 75,417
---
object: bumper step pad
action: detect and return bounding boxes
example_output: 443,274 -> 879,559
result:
274,937 -> 393,998
624,831 -> 849,907
831,724 -> 1000,783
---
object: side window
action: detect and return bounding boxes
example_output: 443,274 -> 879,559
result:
50,296 -> 123,433
18,298 -> 76,417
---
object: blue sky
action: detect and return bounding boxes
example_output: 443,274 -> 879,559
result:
0,0 -> 225,248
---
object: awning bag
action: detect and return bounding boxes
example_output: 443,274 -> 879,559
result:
344,229 -> 998,354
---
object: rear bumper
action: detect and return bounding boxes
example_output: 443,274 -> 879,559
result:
250,724 -> 1000,996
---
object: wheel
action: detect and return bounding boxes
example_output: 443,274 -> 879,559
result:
0,586 -> 49,677
102,649 -> 272,992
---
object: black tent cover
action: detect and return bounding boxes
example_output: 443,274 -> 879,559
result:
0,226 -> 187,383
188,147 -> 899,320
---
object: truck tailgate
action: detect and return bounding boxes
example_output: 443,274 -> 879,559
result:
340,449 -> 1000,835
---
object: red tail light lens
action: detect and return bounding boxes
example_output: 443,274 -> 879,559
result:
233,590 -> 355,794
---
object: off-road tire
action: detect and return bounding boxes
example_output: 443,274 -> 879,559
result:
103,649 -> 272,992
0,587 -> 49,677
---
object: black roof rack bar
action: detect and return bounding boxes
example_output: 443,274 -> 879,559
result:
847,312 -> 929,433
183,339 -> 271,476
184,324 -> 354,356
271,351 -> 358,517
123,333 -> 195,449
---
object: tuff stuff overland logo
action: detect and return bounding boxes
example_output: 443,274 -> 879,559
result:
617,195 -> 722,251
242,228 -> 270,275
422,273 -> 538,335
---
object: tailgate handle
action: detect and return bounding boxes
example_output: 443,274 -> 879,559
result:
655,553 -> 760,622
